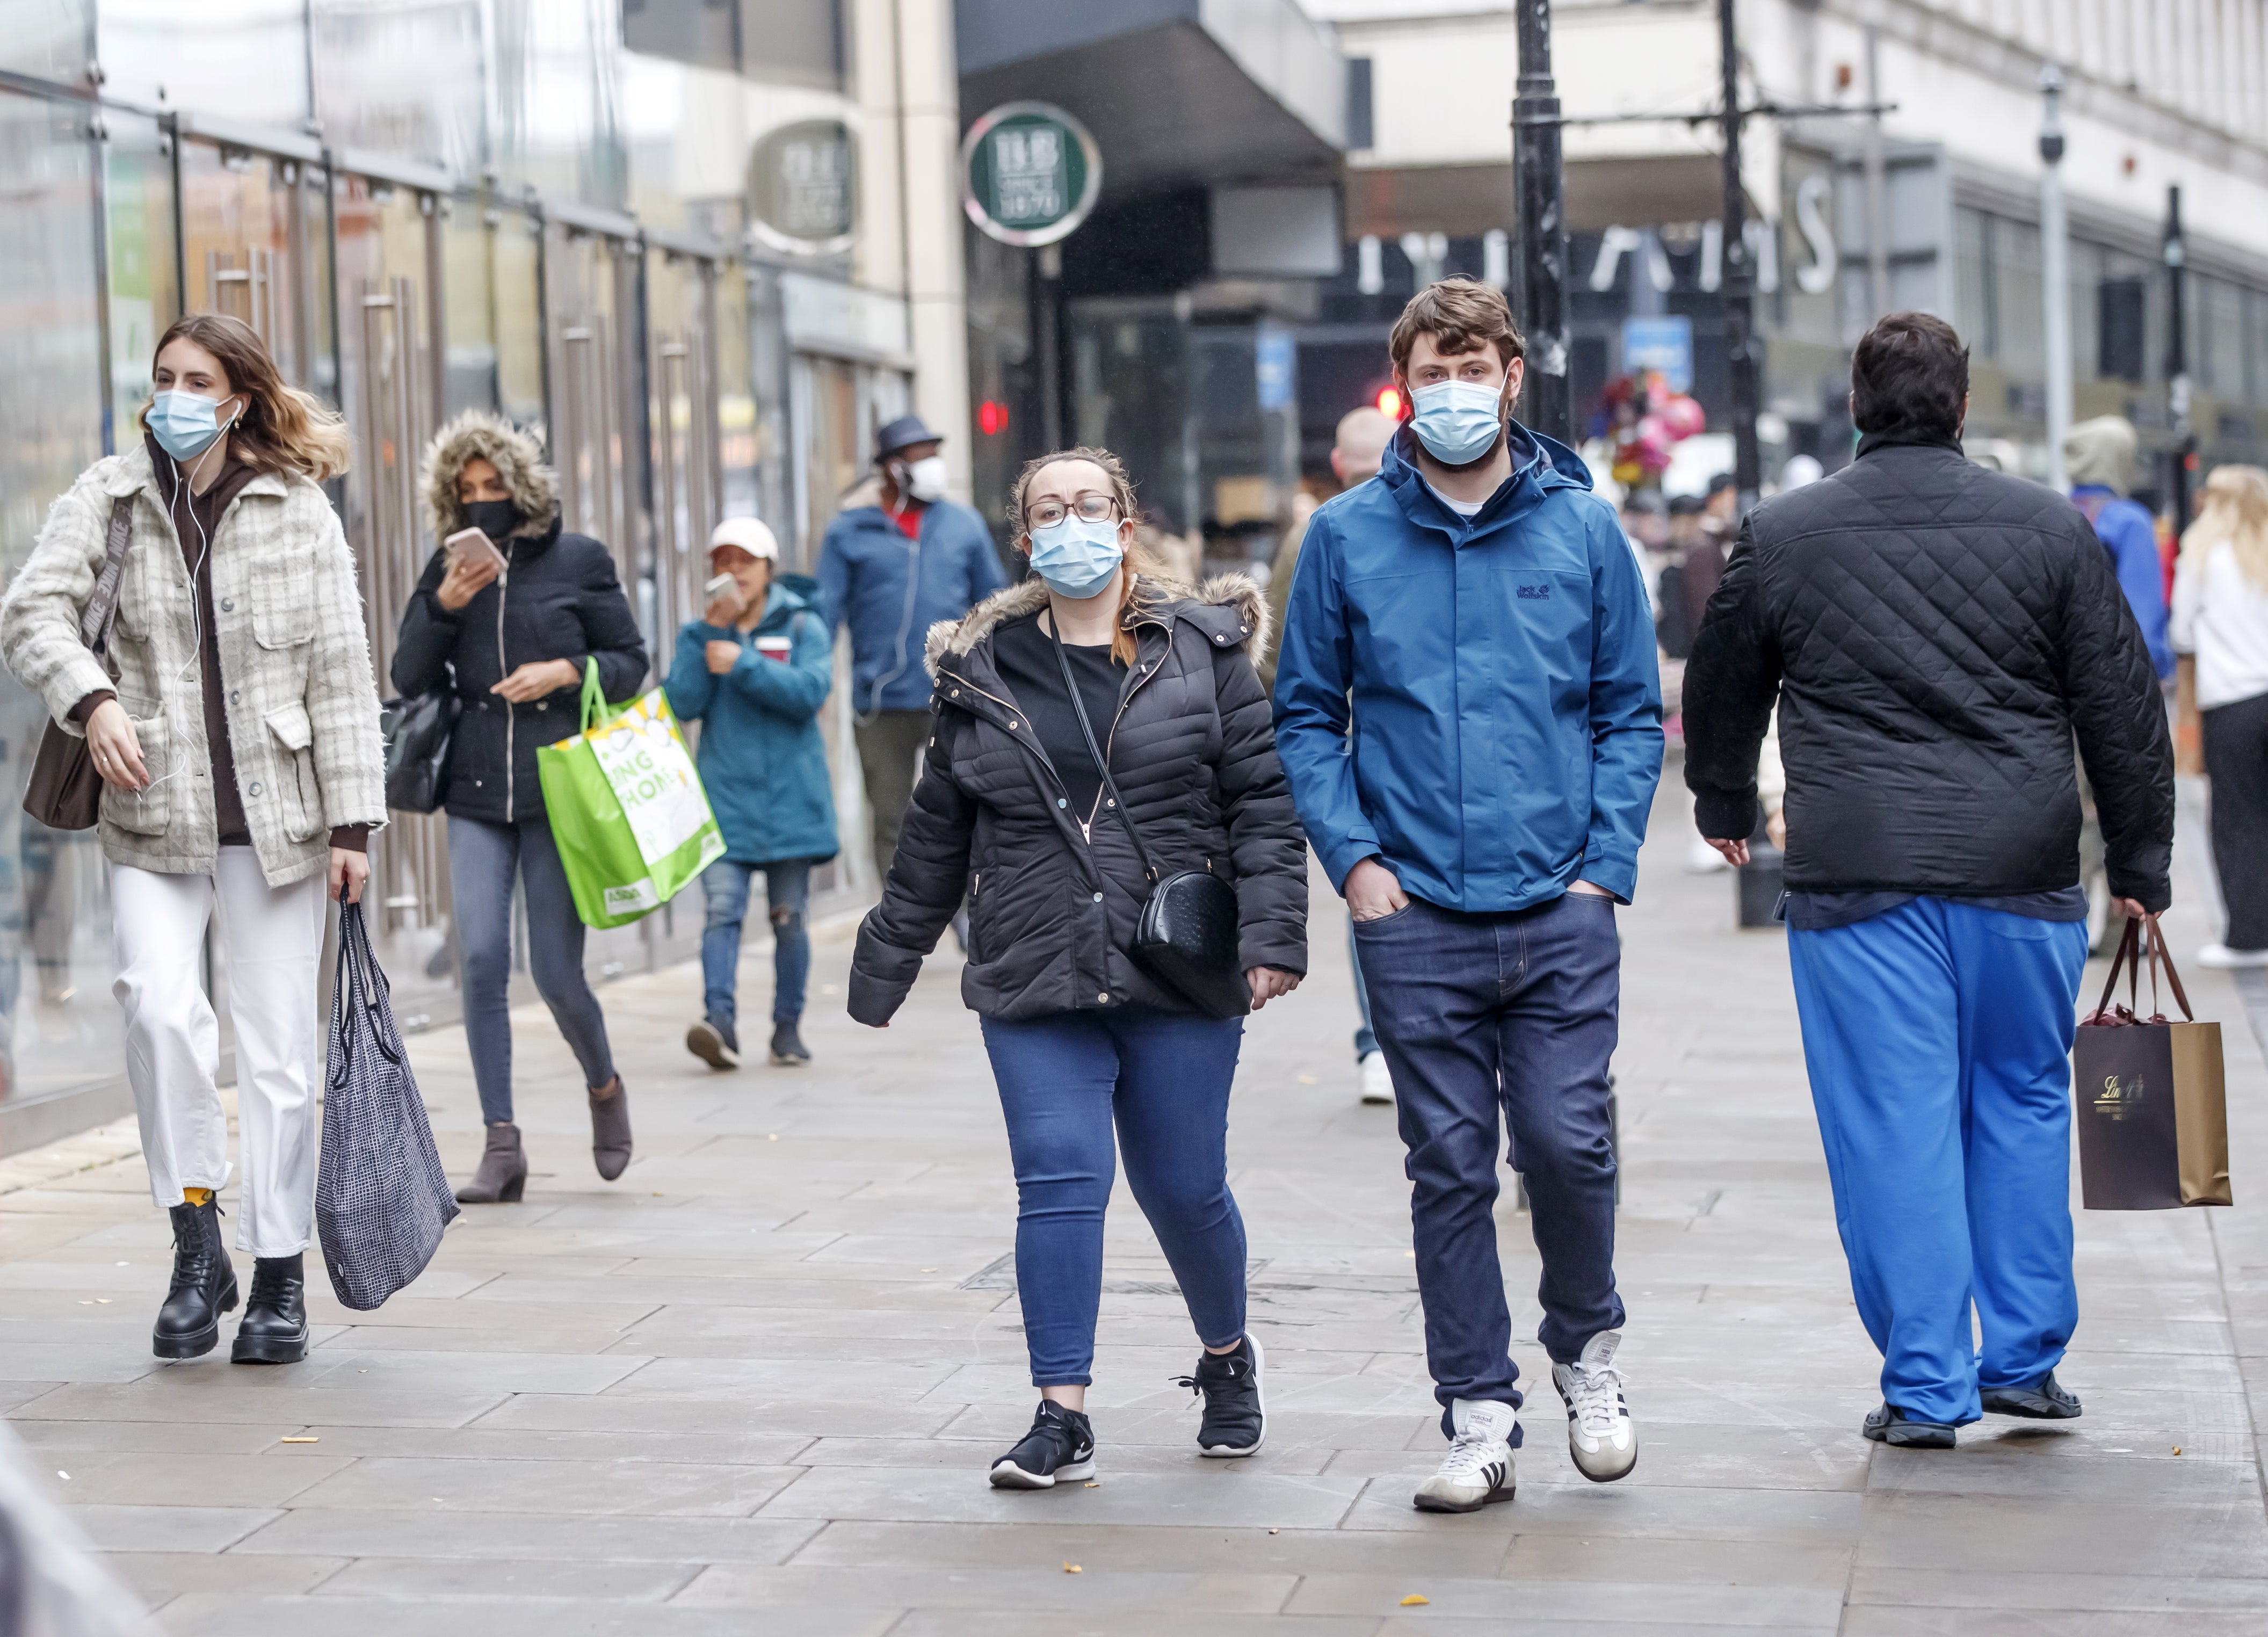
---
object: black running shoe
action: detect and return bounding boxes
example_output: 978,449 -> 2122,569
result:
1863,1402 -> 1957,1448
769,1021 -> 810,1066
1177,1334 -> 1266,1457
1981,1371 -> 2082,1419
989,1400 -> 1097,1489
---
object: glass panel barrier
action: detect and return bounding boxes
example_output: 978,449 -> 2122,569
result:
0,87 -> 116,1116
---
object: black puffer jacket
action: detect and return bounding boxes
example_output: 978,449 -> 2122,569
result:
1684,433 -> 2174,908
849,574 -> 1308,1023
391,412 -> 647,825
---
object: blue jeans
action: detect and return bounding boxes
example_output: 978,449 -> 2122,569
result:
448,814 -> 616,1125
979,1007 -> 1249,1386
700,858 -> 814,1030
1354,892 -> 1625,1438
1787,897 -> 2088,1426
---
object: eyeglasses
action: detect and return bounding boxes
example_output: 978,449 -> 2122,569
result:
1025,494 -> 1120,530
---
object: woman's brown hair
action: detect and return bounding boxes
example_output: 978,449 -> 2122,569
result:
1009,445 -> 1156,666
144,313 -> 352,482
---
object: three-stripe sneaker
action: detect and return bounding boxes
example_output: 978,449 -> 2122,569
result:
1553,1328 -> 1637,1482
1412,1398 -> 1517,1512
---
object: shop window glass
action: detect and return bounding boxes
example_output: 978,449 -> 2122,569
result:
103,110 -> 180,415
0,0 -> 93,83
0,89 -> 117,1113
98,0 -> 310,131
177,142 -> 330,396
1989,216 -> 2044,381
1953,207 -> 1992,359
310,0 -> 486,177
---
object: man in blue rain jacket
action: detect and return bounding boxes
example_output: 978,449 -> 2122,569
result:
818,414 -> 1006,879
668,519 -> 837,1073
1274,279 -> 1662,1512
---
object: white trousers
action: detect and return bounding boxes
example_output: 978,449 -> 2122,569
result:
112,848 -> 325,1255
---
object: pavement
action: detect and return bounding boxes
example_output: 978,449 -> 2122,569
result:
4,772 -> 2268,1635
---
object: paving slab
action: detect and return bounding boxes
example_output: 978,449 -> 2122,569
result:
2,774 -> 2263,1631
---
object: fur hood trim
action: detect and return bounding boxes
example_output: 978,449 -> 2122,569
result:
923,571 -> 1269,678
421,410 -> 562,543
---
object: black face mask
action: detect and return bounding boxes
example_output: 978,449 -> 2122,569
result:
463,498 -> 519,541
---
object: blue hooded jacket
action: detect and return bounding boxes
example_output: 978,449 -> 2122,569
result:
2071,485 -> 2174,680
664,573 -> 839,866
818,498 -> 1007,713
1272,422 -> 1663,909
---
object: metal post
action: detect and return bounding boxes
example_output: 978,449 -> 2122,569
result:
1862,24 -> 1889,323
2039,64 -> 2070,492
1718,0 -> 1762,511
1033,243 -> 1064,452
2164,184 -> 2193,532
1512,0 -> 1571,443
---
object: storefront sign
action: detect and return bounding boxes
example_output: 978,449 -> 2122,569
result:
749,119 -> 858,257
1621,315 -> 1694,394
960,102 -> 1102,248
779,271 -> 912,367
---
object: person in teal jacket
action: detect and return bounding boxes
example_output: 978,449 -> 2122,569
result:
666,518 -> 837,1070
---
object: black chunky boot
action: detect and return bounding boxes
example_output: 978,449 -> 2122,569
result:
154,1197 -> 238,1360
231,1253 -> 310,1364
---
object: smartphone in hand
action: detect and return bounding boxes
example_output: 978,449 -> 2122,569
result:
445,527 -> 509,574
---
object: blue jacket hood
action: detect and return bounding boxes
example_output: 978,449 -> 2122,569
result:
1374,420 -> 1594,538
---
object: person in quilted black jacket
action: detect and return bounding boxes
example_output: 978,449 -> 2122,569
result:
1684,312 -> 2175,1451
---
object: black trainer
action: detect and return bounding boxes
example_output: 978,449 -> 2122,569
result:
1862,1402 -> 1957,1449
1178,1334 -> 1266,1457
1981,1371 -> 2082,1419
154,1197 -> 238,1360
231,1254 -> 310,1364
769,1021 -> 810,1066
989,1400 -> 1097,1489
686,1017 -> 740,1070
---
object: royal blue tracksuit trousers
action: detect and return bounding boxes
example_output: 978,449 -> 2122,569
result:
1786,897 -> 2089,1426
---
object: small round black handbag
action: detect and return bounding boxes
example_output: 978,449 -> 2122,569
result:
1050,622 -> 1250,1019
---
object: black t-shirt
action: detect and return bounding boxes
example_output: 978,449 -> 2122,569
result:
991,615 -> 1128,821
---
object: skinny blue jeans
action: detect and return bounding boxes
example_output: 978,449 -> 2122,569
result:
699,857 -> 814,1031
448,814 -> 616,1126
1788,897 -> 2089,1426
979,1006 -> 1249,1386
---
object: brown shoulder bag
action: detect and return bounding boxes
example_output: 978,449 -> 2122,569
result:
23,496 -> 136,830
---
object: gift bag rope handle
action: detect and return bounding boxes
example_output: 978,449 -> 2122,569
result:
2086,914 -> 2194,1026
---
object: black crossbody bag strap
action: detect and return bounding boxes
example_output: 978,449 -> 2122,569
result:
1047,616 -> 1158,885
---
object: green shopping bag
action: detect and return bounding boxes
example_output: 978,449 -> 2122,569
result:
535,661 -> 726,929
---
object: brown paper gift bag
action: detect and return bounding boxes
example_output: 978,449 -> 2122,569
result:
2072,915 -> 2230,1210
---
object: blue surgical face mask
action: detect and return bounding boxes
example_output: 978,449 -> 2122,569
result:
1408,378 -> 1506,466
147,389 -> 240,462
1026,515 -> 1126,599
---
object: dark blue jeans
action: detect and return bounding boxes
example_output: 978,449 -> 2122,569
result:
1355,891 -> 1625,1437
979,1006 -> 1249,1386
448,814 -> 617,1126
699,857 -> 814,1030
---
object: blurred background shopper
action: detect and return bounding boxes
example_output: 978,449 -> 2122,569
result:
0,313 -> 384,1365
2171,463 -> 2268,967
819,414 -> 1005,880
850,446 -> 1307,1490
393,412 -> 648,1205
2066,415 -> 2176,683
668,517 -> 837,1067
1687,313 -> 2175,1450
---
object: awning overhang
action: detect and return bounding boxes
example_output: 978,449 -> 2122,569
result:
1348,156 -> 1754,239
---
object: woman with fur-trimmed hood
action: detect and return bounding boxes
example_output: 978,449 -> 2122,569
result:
849,446 -> 1308,1490
392,411 -> 648,1205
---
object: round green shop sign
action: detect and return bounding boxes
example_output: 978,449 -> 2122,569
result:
960,102 -> 1103,248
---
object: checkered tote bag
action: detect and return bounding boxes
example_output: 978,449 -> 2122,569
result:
315,897 -> 459,1309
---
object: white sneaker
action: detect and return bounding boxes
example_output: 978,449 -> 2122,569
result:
2198,943 -> 2268,969
1359,1052 -> 1395,1105
1412,1399 -> 1517,1513
1553,1329 -> 1637,1482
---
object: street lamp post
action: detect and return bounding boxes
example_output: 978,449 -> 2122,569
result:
2040,63 -> 2070,492
2164,185 -> 2193,533
1512,0 -> 1571,444
1718,0 -> 1762,512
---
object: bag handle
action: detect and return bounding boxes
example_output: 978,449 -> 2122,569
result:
78,496 -> 135,661
2085,913 -> 2197,1026
2143,912 -> 2194,1023
2087,916 -> 2141,1025
1047,614 -> 1159,885
576,657 -> 607,732
328,892 -> 402,1088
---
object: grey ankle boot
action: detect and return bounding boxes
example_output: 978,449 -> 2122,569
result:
589,1080 -> 632,1182
456,1123 -> 527,1204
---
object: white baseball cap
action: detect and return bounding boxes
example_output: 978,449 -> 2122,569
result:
709,517 -> 779,560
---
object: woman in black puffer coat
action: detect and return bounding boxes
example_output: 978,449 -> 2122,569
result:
392,411 -> 647,1205
851,446 -> 1307,1491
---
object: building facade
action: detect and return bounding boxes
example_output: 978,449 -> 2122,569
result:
0,0 -> 967,1150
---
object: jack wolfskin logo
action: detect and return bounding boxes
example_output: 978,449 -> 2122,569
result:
2095,1073 -> 2144,1120
1517,584 -> 1551,600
